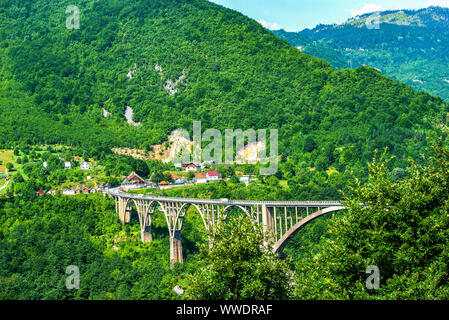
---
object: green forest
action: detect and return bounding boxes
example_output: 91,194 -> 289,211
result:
0,0 -> 448,195
1,142 -> 449,299
274,7 -> 449,101
1,0 -> 449,300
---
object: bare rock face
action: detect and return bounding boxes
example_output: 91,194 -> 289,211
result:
154,129 -> 199,164
102,108 -> 111,118
237,141 -> 266,164
164,70 -> 187,96
124,106 -> 141,127
127,63 -> 137,79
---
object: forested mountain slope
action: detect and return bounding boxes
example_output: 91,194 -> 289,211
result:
0,0 -> 447,176
274,6 -> 449,101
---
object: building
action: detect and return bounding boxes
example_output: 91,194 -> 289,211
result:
185,163 -> 201,172
122,171 -> 145,185
43,161 -> 48,168
206,171 -> 220,181
64,161 -> 71,169
159,181 -> 171,189
80,162 -> 90,170
171,174 -> 186,185
194,173 -> 208,184
239,175 -> 250,186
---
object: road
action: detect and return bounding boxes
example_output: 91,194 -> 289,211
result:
0,179 -> 10,192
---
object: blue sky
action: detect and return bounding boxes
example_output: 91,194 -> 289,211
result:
209,0 -> 449,31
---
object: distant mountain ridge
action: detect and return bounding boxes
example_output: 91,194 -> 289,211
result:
273,6 -> 449,101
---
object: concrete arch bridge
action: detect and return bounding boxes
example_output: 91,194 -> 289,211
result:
108,189 -> 346,267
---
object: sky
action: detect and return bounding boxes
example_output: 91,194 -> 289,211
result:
209,0 -> 449,31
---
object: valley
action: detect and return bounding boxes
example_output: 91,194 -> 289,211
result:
0,0 -> 449,302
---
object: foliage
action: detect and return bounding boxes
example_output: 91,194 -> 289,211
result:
183,214 -> 292,300
0,194 -> 195,300
276,7 -> 449,101
294,141 -> 449,299
0,0 -> 447,199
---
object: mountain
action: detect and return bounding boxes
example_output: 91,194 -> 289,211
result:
0,0 -> 447,178
272,29 -> 349,69
273,6 -> 449,101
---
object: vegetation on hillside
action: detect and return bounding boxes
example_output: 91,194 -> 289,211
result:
0,0 -> 448,196
275,6 -> 449,101
295,141 -> 449,299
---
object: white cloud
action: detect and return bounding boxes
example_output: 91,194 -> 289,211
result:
426,0 -> 449,7
350,4 -> 386,17
258,20 -> 281,30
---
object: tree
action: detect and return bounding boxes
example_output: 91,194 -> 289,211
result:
6,163 -> 14,172
183,214 -> 292,300
151,171 -> 163,184
267,175 -> 279,187
295,142 -> 449,300
303,136 -> 317,153
230,175 -> 240,184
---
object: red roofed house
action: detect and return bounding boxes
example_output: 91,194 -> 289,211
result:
206,171 -> 220,181
194,173 -> 208,184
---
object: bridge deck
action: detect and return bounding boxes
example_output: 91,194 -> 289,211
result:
109,190 -> 343,207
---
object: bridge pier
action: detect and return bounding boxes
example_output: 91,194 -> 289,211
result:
141,225 -> 152,243
118,197 -> 132,224
170,230 -> 183,267
262,205 -> 275,244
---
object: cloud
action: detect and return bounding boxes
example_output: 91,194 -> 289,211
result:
426,0 -> 449,7
350,4 -> 386,17
258,20 -> 281,30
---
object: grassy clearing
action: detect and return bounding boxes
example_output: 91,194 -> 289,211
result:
0,150 -> 13,174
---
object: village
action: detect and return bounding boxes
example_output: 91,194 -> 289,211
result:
118,162 -> 253,192
33,161 -> 254,197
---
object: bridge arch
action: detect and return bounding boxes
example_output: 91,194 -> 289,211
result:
177,202 -> 209,231
273,206 -> 346,254
222,204 -> 259,221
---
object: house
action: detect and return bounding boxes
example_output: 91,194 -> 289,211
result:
36,190 -> 45,196
80,162 -> 90,170
43,161 -> 48,168
159,181 -> 171,189
63,189 -> 76,196
185,163 -> 201,172
206,171 -> 220,181
0,174 -> 8,180
82,188 -> 90,194
194,173 -> 208,184
239,175 -> 250,186
122,171 -> 145,185
170,174 -> 186,185
64,161 -> 71,169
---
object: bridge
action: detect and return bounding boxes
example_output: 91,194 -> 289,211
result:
108,189 -> 346,267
